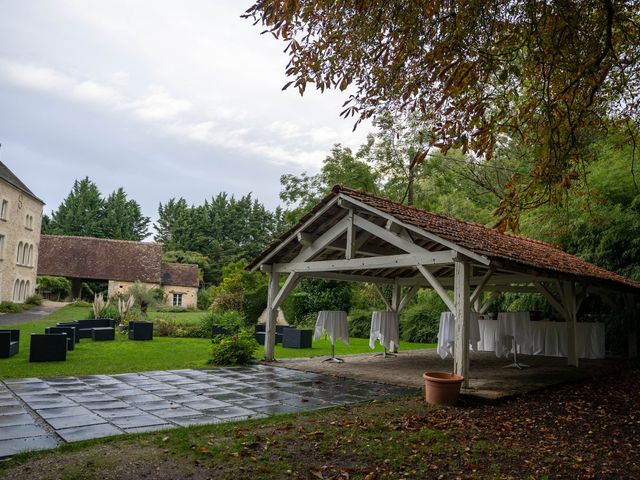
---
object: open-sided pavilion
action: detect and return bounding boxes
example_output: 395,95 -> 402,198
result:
248,186 -> 640,386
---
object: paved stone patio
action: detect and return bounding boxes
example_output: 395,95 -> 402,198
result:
0,365 -> 413,458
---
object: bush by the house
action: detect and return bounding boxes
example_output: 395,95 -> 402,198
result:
153,319 -> 198,338
36,275 -> 72,300
348,309 -> 372,339
209,329 -> 258,366
24,294 -> 43,306
197,309 -> 245,337
87,304 -> 120,322
0,301 -> 25,314
399,291 -> 446,343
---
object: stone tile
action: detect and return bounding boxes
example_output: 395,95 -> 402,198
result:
129,400 -> 176,411
182,399 -> 231,411
0,413 -> 37,427
212,406 -> 256,419
170,415 -> 223,427
36,406 -> 93,419
158,394 -> 202,403
151,407 -> 201,419
0,435 -> 59,457
110,414 -> 169,429
259,391 -> 300,402
3,378 -> 43,385
94,407 -> 145,419
66,393 -> 117,403
233,398 -> 279,409
46,413 -> 107,430
80,400 -> 129,410
56,423 -> 124,443
110,389 -> 147,398
204,392 -> 252,402
26,398 -> 78,410
0,404 -> 25,416
118,394 -> 163,405
0,423 -> 50,441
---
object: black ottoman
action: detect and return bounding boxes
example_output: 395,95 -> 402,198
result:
30,334 -> 67,362
92,327 -> 115,341
282,328 -> 313,348
45,327 -> 76,350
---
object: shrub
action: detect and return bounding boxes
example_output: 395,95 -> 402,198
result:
152,319 -> 200,338
128,281 -> 160,314
209,329 -> 258,366
0,301 -> 24,313
244,284 -> 268,325
87,304 -> 120,322
25,294 -> 43,306
154,305 -> 190,313
197,287 -> 214,310
36,275 -> 71,300
399,291 -> 447,343
197,310 -> 245,338
348,309 -> 372,339
150,287 -> 166,302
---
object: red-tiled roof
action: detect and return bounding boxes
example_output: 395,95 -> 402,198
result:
249,186 -> 640,292
38,235 -> 199,287
161,262 -> 199,288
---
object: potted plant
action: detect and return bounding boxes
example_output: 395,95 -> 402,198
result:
423,372 -> 464,406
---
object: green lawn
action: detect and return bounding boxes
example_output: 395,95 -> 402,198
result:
0,305 -> 434,378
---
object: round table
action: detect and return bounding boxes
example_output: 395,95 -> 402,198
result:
314,310 -> 349,362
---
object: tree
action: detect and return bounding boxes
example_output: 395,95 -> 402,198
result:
45,177 -> 105,237
101,188 -> 150,241
244,0 -> 640,229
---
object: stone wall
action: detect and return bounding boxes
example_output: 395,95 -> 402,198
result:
108,280 -> 197,308
0,180 -> 43,303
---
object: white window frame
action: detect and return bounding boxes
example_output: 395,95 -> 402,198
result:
172,293 -> 183,306
0,200 -> 7,220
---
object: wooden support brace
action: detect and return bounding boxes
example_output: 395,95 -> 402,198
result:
416,264 -> 455,312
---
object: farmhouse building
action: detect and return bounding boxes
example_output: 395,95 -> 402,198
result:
38,235 -> 199,307
0,161 -> 44,303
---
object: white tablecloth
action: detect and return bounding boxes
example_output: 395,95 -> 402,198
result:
369,311 -> 400,350
479,316 -> 605,359
436,311 -> 481,359
314,311 -> 349,345
496,312 -> 532,358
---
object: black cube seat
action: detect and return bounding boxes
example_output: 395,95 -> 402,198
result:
254,325 -> 288,345
61,319 -> 116,339
128,321 -> 153,340
30,333 -> 67,362
211,325 -> 230,337
45,327 -> 76,350
92,327 -> 115,341
282,328 -> 313,348
55,322 -> 80,343
0,330 -> 20,358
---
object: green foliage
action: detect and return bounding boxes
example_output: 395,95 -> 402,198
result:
347,309 -> 372,339
88,304 -> 120,322
44,178 -> 150,240
162,250 -> 209,284
208,261 -> 267,318
154,305 -> 190,313
154,194 -> 288,283
197,286 -> 214,310
281,280 -> 352,326
24,294 -> 43,306
399,291 -> 447,343
36,276 -> 72,300
202,310 -> 246,335
127,281 -> 160,313
209,329 -> 259,366
244,284 -> 268,325
0,301 -> 25,313
152,319 -> 199,338
69,299 -> 92,307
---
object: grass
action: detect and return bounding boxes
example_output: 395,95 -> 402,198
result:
0,305 -> 434,378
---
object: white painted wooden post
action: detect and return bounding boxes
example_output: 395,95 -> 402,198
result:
390,279 -> 401,353
453,259 -> 470,387
563,281 -> 579,367
264,271 -> 280,361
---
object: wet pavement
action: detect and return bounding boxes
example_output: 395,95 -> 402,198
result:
0,364 -> 413,458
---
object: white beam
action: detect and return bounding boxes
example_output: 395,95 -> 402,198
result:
398,285 -> 420,312
535,282 -> 567,318
273,252 -> 455,274
484,285 -> 538,293
373,284 -> 391,310
346,209 -> 355,260
470,269 -> 493,304
561,281 -> 579,367
353,214 -> 433,255
338,193 -> 491,266
264,271 -> 280,361
285,216 -> 351,265
416,264 -> 455,312
272,273 -> 300,310
297,232 -> 314,247
453,259 -> 471,387
301,271 -> 393,284
252,196 -> 339,271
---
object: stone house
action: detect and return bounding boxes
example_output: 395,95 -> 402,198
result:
38,235 -> 199,307
0,161 -> 44,303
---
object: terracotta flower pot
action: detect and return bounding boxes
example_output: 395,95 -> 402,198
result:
423,372 -> 464,406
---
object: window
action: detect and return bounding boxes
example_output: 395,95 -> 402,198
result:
28,245 -> 33,266
25,280 -> 31,299
0,200 -> 7,220
12,279 -> 19,301
16,242 -> 23,264
0,234 -> 4,259
25,214 -> 33,229
172,293 -> 183,306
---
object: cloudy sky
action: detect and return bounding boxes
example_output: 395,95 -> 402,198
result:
0,1 -> 370,225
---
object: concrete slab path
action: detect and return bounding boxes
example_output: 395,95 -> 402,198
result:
0,365 -> 413,458
0,301 -> 68,326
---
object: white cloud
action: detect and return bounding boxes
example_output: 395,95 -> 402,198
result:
128,85 -> 192,121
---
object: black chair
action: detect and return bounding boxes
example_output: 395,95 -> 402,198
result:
211,325 -> 230,337
55,322 -> 80,343
29,334 -> 67,362
282,328 -> 313,348
0,330 -> 19,358
59,319 -> 116,339
128,321 -> 153,340
45,327 -> 76,350
92,327 -> 115,341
